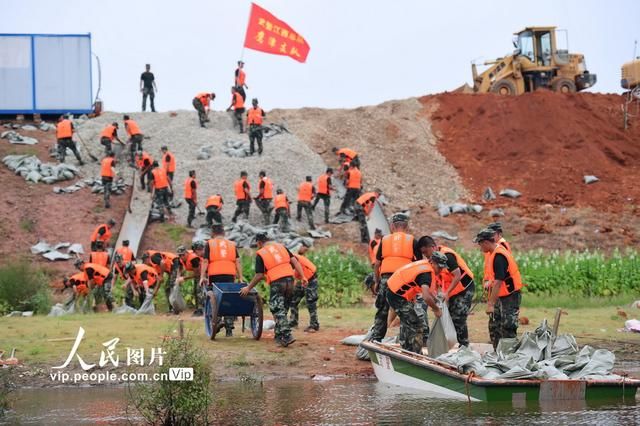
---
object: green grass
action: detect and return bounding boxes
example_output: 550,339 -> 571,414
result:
521,293 -> 634,309
19,218 -> 36,233
161,223 -> 189,244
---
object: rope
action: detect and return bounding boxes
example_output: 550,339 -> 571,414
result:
464,371 -> 475,403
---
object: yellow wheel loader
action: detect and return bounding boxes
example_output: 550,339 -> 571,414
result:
472,26 -> 597,95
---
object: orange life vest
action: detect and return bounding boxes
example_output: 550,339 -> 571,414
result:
100,125 -> 116,140
133,264 -> 158,287
206,195 -> 223,209
207,238 -> 237,276
56,119 -> 73,139
485,245 -> 523,297
356,192 -> 377,215
137,152 -> 152,170
347,167 -> 362,189
116,246 -> 134,262
70,272 -> 89,296
438,246 -> 474,297
369,237 -> 382,265
89,251 -> 110,267
337,148 -> 357,161
317,174 -> 331,195
184,177 -> 197,200
151,167 -> 169,189
380,232 -> 415,275
91,224 -> 112,244
181,250 -> 201,272
146,250 -> 178,274
293,254 -> 317,280
233,92 -> 244,109
247,107 -> 264,125
297,181 -> 314,202
124,119 -> 141,136
83,263 -> 110,286
234,179 -> 250,200
196,93 -> 210,108
236,68 -> 246,86
274,194 -> 289,210
498,237 -> 512,253
387,260 -> 436,302
100,157 -> 115,178
259,177 -> 273,199
257,243 -> 294,284
162,151 -> 176,173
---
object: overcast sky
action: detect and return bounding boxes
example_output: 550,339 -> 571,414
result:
5,0 -> 639,112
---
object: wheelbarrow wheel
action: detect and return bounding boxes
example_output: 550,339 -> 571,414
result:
251,294 -> 264,340
205,290 -> 219,341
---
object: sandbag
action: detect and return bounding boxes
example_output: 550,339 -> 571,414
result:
427,303 -> 457,358
169,285 -> 186,313
341,334 -> 367,346
114,305 -> 138,315
136,292 -> 156,315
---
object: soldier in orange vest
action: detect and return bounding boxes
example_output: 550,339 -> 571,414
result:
368,228 -> 383,269
178,240 -> 205,314
192,92 -> 215,128
184,170 -> 198,227
149,161 -> 174,220
160,146 -> 176,182
142,250 -> 181,312
100,151 -> 117,209
200,224 -> 244,335
386,256 -> 443,353
332,147 -> 360,168
74,258 -> 114,311
240,232 -> 307,347
296,176 -> 316,230
339,164 -> 362,215
89,241 -> 110,268
135,150 -> 154,192
123,115 -> 144,166
420,236 -> 476,347
234,60 -> 248,101
231,171 -> 251,223
371,213 -> 422,343
90,219 -> 116,251
273,189 -> 291,232
255,170 -> 274,225
475,228 -> 523,349
246,98 -> 266,155
289,245 -> 320,332
354,191 -> 380,243
56,115 -> 83,165
205,193 -> 224,227
227,86 -> 246,133
123,262 -> 159,308
99,122 -> 123,155
312,168 -> 335,224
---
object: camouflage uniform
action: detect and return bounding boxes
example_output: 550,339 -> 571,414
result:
269,278 -> 294,342
354,204 -> 369,243
287,277 -> 319,330
312,194 -> 331,224
414,295 -> 430,346
489,290 -> 521,349
164,266 -> 179,313
256,198 -> 273,225
448,282 -> 475,347
386,290 -> 423,354
93,278 -> 114,311
370,276 -> 391,341
296,201 -> 315,230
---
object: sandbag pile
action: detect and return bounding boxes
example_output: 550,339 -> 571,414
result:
85,176 -> 129,195
1,131 -> 38,145
3,154 -> 80,184
222,139 -> 250,158
437,320 -> 619,380
31,240 -> 84,261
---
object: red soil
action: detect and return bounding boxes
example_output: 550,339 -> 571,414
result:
422,91 -> 640,212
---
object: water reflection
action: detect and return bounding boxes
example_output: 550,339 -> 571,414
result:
3,380 -> 638,425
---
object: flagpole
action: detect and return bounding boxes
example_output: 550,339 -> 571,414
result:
239,2 -> 254,61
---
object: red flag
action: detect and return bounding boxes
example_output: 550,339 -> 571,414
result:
243,3 -> 310,63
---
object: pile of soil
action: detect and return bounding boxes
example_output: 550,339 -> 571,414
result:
422,91 -> 640,212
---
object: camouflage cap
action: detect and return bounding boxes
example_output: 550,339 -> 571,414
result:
487,222 -> 503,232
390,212 -> 409,224
430,251 -> 449,267
473,228 -> 496,243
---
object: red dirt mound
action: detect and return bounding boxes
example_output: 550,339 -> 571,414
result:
422,91 -> 640,212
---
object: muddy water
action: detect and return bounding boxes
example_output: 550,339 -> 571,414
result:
3,379 -> 639,425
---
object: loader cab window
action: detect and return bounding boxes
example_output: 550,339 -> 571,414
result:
517,31 -> 535,62
537,31 -> 552,66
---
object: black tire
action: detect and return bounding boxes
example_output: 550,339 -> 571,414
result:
251,295 -> 264,340
207,291 -> 218,341
490,79 -> 517,95
552,78 -> 577,94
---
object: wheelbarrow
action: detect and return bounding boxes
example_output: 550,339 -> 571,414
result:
204,282 -> 263,340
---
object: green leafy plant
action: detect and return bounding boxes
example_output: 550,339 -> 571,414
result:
0,261 -> 51,315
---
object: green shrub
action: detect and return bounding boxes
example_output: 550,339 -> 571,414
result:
0,261 -> 51,315
240,246 -> 370,307
128,332 -> 211,425
456,248 -> 640,298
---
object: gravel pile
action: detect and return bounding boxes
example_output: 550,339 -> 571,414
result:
75,110 -> 336,229
269,98 -> 467,209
